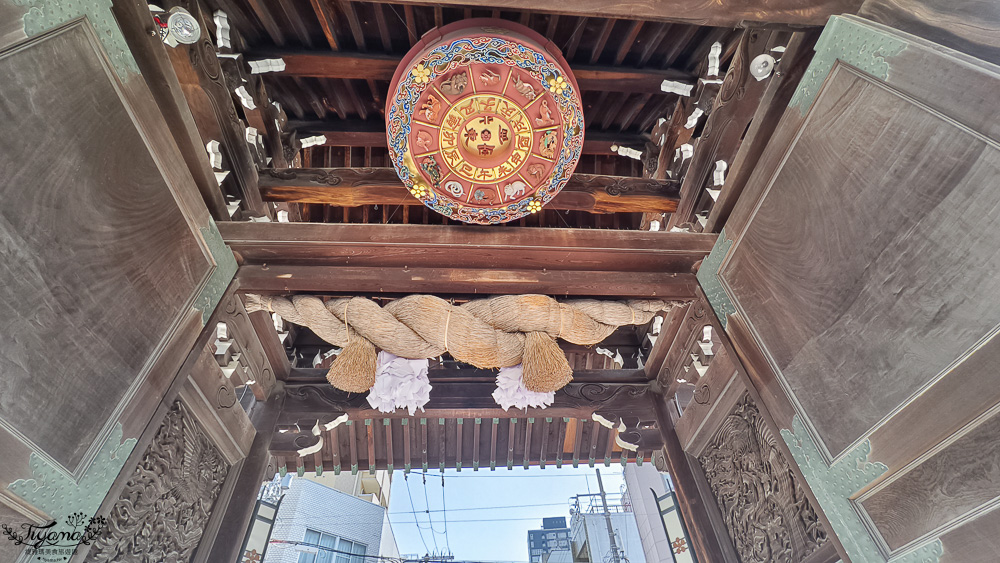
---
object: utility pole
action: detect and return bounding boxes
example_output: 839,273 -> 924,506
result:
595,469 -> 622,563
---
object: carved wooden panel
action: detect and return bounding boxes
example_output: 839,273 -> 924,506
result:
84,400 -> 230,562
0,21 -> 209,472
698,393 -> 828,563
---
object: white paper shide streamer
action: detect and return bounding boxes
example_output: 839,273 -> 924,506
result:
492,365 -> 554,411
367,352 -> 432,415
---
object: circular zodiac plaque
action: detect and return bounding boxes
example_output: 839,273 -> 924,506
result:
386,19 -> 585,224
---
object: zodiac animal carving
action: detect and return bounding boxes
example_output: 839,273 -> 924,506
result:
445,181 -> 464,197
526,163 -> 546,181
479,69 -> 501,86
539,130 -> 557,159
503,181 -> 527,201
421,94 -> 442,122
415,130 -> 433,152
534,100 -> 555,126
512,74 -> 536,101
440,71 -> 468,95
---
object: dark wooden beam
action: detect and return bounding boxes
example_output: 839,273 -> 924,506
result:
235,264 -> 697,297
507,418 -> 517,469
258,168 -> 681,213
572,418 -> 583,467
220,222 -> 714,273
667,29 -> 788,230
162,0 -> 269,217
473,418 -> 482,470
456,418 -> 464,471
258,51 -> 691,93
403,417 -> 413,472
704,31 -> 819,232
286,119 -> 646,154
653,391 -> 734,563
489,417 -> 498,470
355,0 -> 859,26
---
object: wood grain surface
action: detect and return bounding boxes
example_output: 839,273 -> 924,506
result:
861,407 -> 1000,550
361,0 -> 863,27
860,0 -> 1000,66
721,64 -> 1000,456
0,24 -> 207,470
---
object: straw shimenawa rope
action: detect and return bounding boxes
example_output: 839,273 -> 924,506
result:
245,294 -> 681,393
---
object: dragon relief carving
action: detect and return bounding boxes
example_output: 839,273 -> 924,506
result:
84,401 -> 230,563
698,393 -> 828,563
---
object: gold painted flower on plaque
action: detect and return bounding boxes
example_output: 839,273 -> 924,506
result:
411,63 -> 432,84
547,75 -> 567,96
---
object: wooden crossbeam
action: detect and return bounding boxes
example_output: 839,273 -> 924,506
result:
355,0 -> 859,27
235,264 -> 697,297
255,51 -> 691,94
286,120 -> 646,154
220,222 -> 714,274
259,168 -> 680,213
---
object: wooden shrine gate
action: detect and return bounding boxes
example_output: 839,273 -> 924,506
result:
2,1 -> 1000,563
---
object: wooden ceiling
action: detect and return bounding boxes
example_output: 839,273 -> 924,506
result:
199,0 -> 749,228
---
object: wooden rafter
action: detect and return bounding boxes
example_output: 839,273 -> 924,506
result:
256,51 -> 692,93
257,168 -> 681,213
285,120 -> 648,154
354,0 -> 861,27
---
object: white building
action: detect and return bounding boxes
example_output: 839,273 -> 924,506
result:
262,475 -> 399,563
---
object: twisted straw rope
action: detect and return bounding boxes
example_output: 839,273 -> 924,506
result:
246,294 -> 683,391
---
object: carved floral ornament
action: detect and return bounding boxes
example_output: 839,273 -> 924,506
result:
386,19 -> 585,224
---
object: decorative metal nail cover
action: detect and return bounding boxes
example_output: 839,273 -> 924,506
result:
386,19 -> 585,224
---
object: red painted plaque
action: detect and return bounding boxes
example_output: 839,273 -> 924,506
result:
386,19 -> 585,224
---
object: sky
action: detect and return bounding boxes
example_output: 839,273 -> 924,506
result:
386,466 -> 628,563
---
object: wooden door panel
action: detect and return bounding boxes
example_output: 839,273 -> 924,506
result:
699,15 -> 1000,563
0,20 -> 208,472
721,63 -> 1000,458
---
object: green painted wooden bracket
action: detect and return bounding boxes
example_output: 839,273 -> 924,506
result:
193,220 -> 239,326
789,16 -> 907,116
782,415 -> 942,563
696,227 -> 736,328
12,0 -> 139,78
8,423 -> 136,529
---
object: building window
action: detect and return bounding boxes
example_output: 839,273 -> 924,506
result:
298,529 -> 367,563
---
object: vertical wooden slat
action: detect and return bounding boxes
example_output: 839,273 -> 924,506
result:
374,4 -> 393,53
590,19 -> 616,64
564,17 -> 586,60
309,0 -> 340,51
420,417 -> 429,471
313,450 -> 323,475
348,420 -> 358,474
473,418 -> 481,471
340,0 -> 367,52
589,420 -> 601,467
614,21 -> 644,65
490,417 -> 499,471
456,418 -> 464,471
539,418 -> 551,468
366,419 -> 376,474
433,6 -> 443,28
385,418 -> 394,472
507,418 -> 517,470
329,427 -> 342,474
439,418 -> 446,472
556,417 -> 567,468
572,418 -> 583,468
403,417 -> 412,473
545,14 -> 560,40
404,5 -> 418,46
523,418 -> 534,469
604,428 -> 616,467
